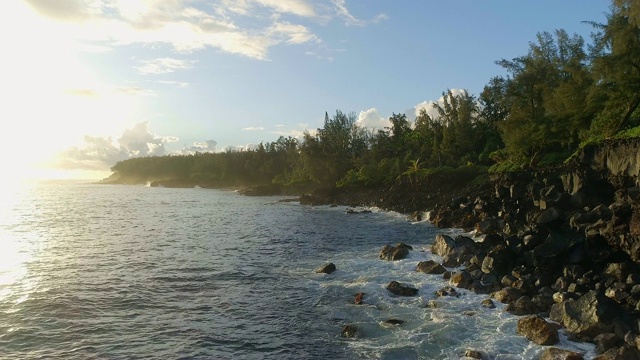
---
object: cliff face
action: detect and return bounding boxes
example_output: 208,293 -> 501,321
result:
580,138 -> 640,187
454,138 -> 640,264
572,138 -> 640,263
420,138 -> 640,354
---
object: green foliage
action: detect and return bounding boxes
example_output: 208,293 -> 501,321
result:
615,125 -> 640,139
537,150 -> 574,168
488,159 -> 527,173
585,2 -> 640,137
108,0 -> 640,192
495,30 -> 594,167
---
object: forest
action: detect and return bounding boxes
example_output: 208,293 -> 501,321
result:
107,0 -> 640,193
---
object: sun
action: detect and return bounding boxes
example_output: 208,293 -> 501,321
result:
0,2 -> 142,180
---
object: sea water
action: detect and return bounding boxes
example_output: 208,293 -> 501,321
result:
0,181 -> 596,359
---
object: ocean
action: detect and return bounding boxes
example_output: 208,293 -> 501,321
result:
0,180 -> 596,359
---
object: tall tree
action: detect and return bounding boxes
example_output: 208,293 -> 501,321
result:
587,1 -> 640,136
496,30 -> 592,166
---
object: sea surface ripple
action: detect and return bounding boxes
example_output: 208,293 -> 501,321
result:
0,181 -> 596,359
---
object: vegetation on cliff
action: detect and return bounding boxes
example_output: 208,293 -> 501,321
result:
104,1 -> 639,195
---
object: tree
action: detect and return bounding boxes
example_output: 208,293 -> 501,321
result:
496,30 -> 592,166
586,1 -> 640,137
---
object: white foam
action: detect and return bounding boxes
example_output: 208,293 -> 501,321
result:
308,240 -> 597,359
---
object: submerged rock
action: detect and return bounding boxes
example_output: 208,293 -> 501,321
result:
386,281 -> 419,296
315,262 -> 336,274
341,324 -> 358,338
464,349 -> 488,359
383,319 -> 405,325
354,292 -> 364,305
481,299 -> 496,309
435,286 -> 459,297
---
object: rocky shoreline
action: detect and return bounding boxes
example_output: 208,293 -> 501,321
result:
311,138 -> 640,359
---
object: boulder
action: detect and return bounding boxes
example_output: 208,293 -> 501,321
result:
316,263 -> 336,274
379,242 -> 412,261
435,286 -> 459,297
491,287 -> 522,304
593,345 -> 640,359
505,295 -> 541,316
526,232 -> 581,270
594,333 -> 623,355
354,292 -> 364,305
431,234 -> 459,258
516,315 -> 559,346
539,347 -> 583,360
537,207 -> 563,227
464,349 -> 487,359
386,281 -> 419,296
383,319 -> 405,326
550,290 -> 627,339
481,244 -> 512,274
450,270 -> 473,289
481,299 -> 496,309
341,324 -> 358,338
416,260 -> 446,274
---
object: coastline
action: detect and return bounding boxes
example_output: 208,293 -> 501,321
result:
99,138 -> 640,357
310,138 -> 640,358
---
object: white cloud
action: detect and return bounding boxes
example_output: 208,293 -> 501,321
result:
242,127 -> 265,131
136,57 -> 195,74
23,0 -> 102,21
332,0 -> 387,26
357,108 -> 390,130
21,0 -> 380,60
409,88 -> 468,121
110,85 -> 157,97
222,0 -> 316,17
117,121 -> 174,156
55,121 -> 177,170
270,123 -> 316,138
178,140 -> 218,154
156,80 -> 189,87
255,0 -> 316,17
218,143 -> 259,152
269,21 -> 318,45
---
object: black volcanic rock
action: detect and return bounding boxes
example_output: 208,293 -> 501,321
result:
386,281 -> 419,296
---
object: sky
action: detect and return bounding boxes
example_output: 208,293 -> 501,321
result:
1,0 -> 610,180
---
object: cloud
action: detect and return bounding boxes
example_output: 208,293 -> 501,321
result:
270,123 -> 317,139
242,126 -> 265,131
332,0 -> 388,26
221,143 -> 260,152
23,0 -> 381,60
178,140 -> 218,154
222,0 -> 316,17
255,0 -> 316,17
357,108 -> 390,130
156,80 -> 189,87
23,0 -> 100,21
408,88 -> 468,121
110,86 -> 156,97
353,89 -> 469,134
305,51 -> 334,62
269,21 -> 318,45
136,57 -> 195,75
55,121 -> 177,170
66,89 -> 100,97
55,135 -> 131,171
65,85 -> 156,97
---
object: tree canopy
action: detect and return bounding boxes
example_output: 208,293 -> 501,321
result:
108,0 -> 640,187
